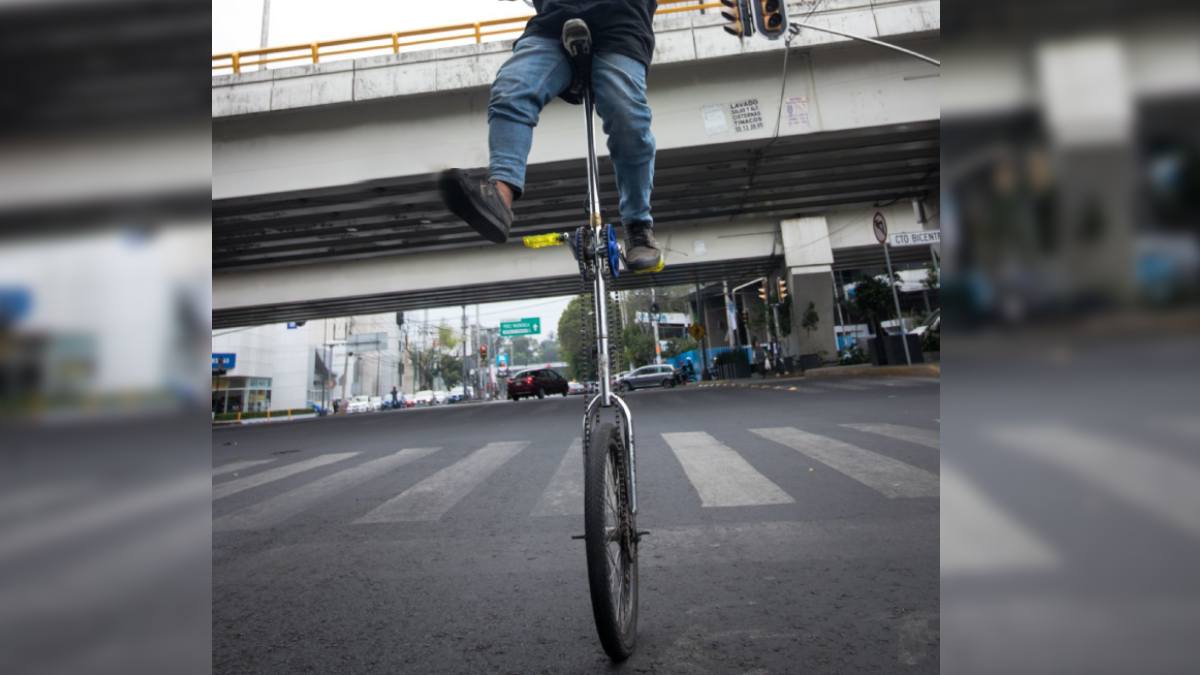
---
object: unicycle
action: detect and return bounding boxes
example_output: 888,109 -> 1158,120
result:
521,19 -> 642,661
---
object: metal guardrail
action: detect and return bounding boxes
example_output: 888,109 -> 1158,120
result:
213,0 -> 723,74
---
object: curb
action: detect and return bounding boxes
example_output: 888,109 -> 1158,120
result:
694,365 -> 938,391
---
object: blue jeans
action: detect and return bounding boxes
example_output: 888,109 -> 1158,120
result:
489,36 -> 656,226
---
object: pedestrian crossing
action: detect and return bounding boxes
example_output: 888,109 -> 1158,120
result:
662,432 -> 794,507
841,423 -> 940,450
213,423 -> 942,532
212,453 -> 358,500
749,427 -> 939,498
355,441 -> 530,523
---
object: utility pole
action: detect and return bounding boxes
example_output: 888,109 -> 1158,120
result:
722,280 -> 736,349
694,281 -> 710,379
650,287 -> 662,364
475,305 -> 482,399
882,240 -> 913,365
461,305 -> 468,398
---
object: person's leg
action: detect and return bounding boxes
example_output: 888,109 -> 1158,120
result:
441,36 -> 570,243
591,51 -> 660,271
489,36 -> 572,200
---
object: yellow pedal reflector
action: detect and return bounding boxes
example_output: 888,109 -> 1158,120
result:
523,232 -> 565,248
633,255 -> 665,274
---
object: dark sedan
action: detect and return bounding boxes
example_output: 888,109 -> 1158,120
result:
506,368 -> 570,401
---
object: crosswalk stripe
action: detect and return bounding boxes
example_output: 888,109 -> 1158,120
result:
841,423 -> 940,450
212,453 -> 357,500
212,459 -> 274,477
815,381 -> 869,391
750,427 -> 938,498
214,448 -> 441,531
355,441 -> 530,523
988,424 -> 1200,540
940,463 -> 1059,574
662,432 -> 794,507
532,438 -> 583,517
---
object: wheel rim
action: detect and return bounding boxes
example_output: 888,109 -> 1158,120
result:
603,448 -> 633,632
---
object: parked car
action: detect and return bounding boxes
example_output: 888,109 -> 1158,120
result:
909,309 -> 940,337
368,396 -> 383,411
411,390 -> 435,406
447,385 -> 475,403
432,390 -> 449,405
347,395 -> 372,413
507,368 -> 570,400
567,380 -> 587,395
615,364 -> 679,392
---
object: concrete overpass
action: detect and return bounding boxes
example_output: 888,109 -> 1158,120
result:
212,1 -> 941,356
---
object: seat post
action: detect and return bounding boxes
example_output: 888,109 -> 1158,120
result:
582,86 -> 602,228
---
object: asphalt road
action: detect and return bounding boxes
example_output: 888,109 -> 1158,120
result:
213,375 -> 940,674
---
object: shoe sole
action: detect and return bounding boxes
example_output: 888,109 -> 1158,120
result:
628,252 -> 665,274
438,169 -> 510,244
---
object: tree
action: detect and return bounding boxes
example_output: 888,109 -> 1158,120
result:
437,322 -> 458,350
622,324 -> 656,368
851,276 -> 895,336
663,335 -> 698,359
510,336 -> 532,366
536,338 -> 560,363
558,296 -> 595,380
801,301 -> 820,339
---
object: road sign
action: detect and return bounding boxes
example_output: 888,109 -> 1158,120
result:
347,332 -> 387,349
688,323 -> 706,340
888,230 -> 941,247
500,317 -> 541,337
872,211 -> 888,244
212,353 -> 237,371
0,287 -> 32,323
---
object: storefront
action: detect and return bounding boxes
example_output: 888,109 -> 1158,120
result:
211,376 -> 272,414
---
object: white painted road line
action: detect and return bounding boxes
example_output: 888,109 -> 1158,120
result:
212,453 -> 358,501
989,424 -> 1200,540
532,438 -> 584,517
842,423 -> 940,450
214,448 -> 441,531
940,463 -> 1059,574
212,459 -> 274,477
751,427 -> 939,498
355,441 -> 530,523
662,432 -> 794,507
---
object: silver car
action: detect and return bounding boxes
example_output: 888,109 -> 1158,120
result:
615,364 -> 679,392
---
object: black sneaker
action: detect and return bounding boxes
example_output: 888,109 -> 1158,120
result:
438,169 -> 513,243
624,221 -> 663,273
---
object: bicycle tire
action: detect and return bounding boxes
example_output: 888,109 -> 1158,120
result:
584,417 -> 638,660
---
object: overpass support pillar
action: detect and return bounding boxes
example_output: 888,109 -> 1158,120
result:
780,216 -> 838,364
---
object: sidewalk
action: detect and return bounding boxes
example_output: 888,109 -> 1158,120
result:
695,363 -> 939,389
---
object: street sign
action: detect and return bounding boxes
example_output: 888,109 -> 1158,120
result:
872,211 -> 888,245
889,230 -> 941,247
212,353 -> 237,371
500,317 -> 541,337
347,331 -> 387,349
688,323 -> 706,340
0,287 -> 32,323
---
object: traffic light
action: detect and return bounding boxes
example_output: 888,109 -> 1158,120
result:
720,0 -> 755,39
753,0 -> 789,40
777,277 -> 788,302
757,284 -> 768,302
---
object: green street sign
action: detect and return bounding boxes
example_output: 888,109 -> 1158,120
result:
500,317 -> 541,337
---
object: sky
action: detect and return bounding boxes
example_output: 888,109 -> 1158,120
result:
212,0 -> 537,54
213,0 -> 577,339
